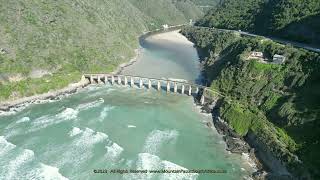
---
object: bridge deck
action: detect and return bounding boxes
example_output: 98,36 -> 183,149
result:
83,73 -> 224,97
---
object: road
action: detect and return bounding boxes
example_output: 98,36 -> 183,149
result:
195,26 -> 320,53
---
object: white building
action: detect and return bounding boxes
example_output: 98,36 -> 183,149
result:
273,54 -> 286,64
250,51 -> 264,58
162,24 -> 169,30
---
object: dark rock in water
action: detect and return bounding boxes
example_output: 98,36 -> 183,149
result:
213,119 -> 240,138
224,136 -> 250,154
252,170 -> 268,180
206,122 -> 212,128
265,173 -> 294,180
201,104 -> 212,113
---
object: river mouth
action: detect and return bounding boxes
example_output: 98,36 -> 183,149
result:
121,30 -> 203,83
0,30 -> 255,180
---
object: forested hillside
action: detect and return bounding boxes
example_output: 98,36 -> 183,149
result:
0,0 -> 201,101
197,0 -> 320,45
181,26 -> 320,179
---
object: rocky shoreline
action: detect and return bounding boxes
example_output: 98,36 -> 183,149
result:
0,47 -> 142,115
0,78 -> 90,114
193,94 -> 270,180
194,93 -> 295,180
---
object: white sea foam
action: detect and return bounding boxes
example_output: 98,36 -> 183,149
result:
124,153 -> 197,180
124,153 -> 161,180
0,137 -> 67,180
242,153 -> 257,170
105,142 -> 124,162
55,127 -> 109,170
30,108 -> 78,133
69,127 -> 83,137
75,128 -> 108,146
88,88 -> 115,97
25,163 -> 69,180
0,110 -> 17,116
0,136 -> 16,157
159,160 -> 198,180
136,153 -> 161,170
128,125 -> 136,128
4,149 -> 35,180
76,98 -> 104,111
16,117 -> 31,124
0,103 -> 31,117
143,130 -> 179,154
56,108 -> 78,120
99,105 -> 115,121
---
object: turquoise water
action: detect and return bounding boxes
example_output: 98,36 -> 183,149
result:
0,31 -> 254,180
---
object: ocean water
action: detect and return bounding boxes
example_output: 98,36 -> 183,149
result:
0,31 -> 254,180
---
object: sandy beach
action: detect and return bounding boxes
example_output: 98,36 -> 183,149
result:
147,30 -> 194,45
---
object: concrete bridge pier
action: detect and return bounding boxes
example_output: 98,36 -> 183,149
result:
97,76 -> 101,84
118,76 -> 122,85
111,76 -> 115,84
188,86 -> 192,96
130,77 -> 134,87
104,75 -> 108,84
167,81 -> 170,93
124,76 -> 128,86
200,95 -> 205,105
195,87 -> 199,94
90,76 -> 94,84
157,81 -> 161,91
174,82 -> 178,93
148,80 -> 152,89
139,78 -> 143,88
181,84 -> 185,94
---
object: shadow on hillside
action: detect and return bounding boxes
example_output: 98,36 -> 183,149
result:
275,13 -> 320,46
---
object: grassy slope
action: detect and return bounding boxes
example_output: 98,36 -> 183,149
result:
0,0 -> 202,101
181,26 -> 320,178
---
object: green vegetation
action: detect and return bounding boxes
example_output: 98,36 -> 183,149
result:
197,0 -> 320,45
0,0 -> 202,101
181,26 -> 320,178
188,0 -> 221,12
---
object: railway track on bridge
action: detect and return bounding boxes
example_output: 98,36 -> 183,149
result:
83,74 -> 225,105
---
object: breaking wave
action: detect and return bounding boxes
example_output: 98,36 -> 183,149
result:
16,117 -> 31,124
29,108 -> 78,133
143,129 -> 179,154
99,105 -> 115,121
54,127 -> 109,171
68,127 -> 83,137
105,142 -> 124,162
0,136 -> 68,180
76,98 -> 104,111
124,153 -> 198,180
25,163 -> 69,180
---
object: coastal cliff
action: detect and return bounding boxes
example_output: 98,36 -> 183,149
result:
181,26 -> 320,179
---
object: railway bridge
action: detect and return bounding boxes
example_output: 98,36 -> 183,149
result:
83,74 -> 223,105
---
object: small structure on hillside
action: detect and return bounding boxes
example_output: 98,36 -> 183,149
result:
248,51 -> 266,62
272,54 -> 286,64
0,48 -> 7,55
162,24 -> 169,30
250,51 -> 264,58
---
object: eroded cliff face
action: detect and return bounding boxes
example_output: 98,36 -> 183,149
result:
181,26 -> 320,179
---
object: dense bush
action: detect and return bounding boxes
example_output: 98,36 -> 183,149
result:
182,26 -> 320,178
197,0 -> 320,45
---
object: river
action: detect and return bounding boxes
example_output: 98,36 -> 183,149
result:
0,30 -> 254,180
